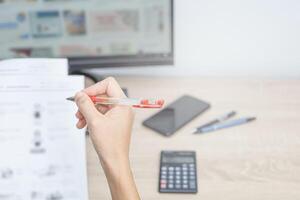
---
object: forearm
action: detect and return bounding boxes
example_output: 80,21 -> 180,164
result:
75,78 -> 140,199
100,156 -> 140,200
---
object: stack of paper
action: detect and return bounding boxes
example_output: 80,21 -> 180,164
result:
0,59 -> 88,200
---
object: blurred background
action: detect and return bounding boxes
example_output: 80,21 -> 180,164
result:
92,0 -> 300,78
0,0 -> 299,78
1,0 -> 300,199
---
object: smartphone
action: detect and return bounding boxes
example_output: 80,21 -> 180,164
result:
143,95 -> 210,136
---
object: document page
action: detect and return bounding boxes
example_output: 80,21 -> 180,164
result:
0,76 -> 88,200
0,58 -> 68,76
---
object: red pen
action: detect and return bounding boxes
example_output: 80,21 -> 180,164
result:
66,96 -> 164,108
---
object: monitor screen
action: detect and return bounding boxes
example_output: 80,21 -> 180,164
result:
0,0 -> 173,69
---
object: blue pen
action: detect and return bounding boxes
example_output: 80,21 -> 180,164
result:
196,117 -> 256,133
192,111 -> 236,133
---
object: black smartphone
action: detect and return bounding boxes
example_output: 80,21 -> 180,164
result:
143,95 -> 210,136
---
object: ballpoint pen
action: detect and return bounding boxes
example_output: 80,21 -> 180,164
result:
192,111 -> 236,133
195,117 -> 256,134
66,96 -> 165,108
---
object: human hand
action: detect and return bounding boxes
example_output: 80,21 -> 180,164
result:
74,77 -> 140,200
74,77 -> 134,166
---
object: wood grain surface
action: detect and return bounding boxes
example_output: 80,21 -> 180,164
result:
85,77 -> 300,200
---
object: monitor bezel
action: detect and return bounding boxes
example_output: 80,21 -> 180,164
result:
68,0 -> 174,71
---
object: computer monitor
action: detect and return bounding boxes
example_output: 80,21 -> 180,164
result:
0,0 -> 174,72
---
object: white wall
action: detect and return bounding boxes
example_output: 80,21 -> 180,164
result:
90,0 -> 300,78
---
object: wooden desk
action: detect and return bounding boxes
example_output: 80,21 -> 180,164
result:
86,77 -> 300,200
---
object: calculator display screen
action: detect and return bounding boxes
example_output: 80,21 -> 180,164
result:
162,156 -> 194,163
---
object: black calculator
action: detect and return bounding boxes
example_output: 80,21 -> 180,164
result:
159,151 -> 197,193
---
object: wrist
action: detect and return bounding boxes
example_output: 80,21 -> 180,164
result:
100,154 -> 140,200
99,153 -> 131,177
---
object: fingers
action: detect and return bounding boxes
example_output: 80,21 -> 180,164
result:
106,105 -> 134,120
76,105 -> 109,117
76,110 -> 86,129
75,110 -> 84,120
74,77 -> 124,129
76,118 -> 86,129
75,92 -> 102,123
96,104 -> 110,114
83,77 -> 126,98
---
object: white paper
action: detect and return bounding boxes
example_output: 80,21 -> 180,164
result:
0,76 -> 88,200
0,58 -> 68,76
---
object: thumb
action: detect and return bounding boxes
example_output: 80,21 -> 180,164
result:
74,92 -> 101,123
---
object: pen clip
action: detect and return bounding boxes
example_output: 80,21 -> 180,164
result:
217,111 -> 236,122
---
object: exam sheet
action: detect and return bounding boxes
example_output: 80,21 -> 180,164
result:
0,58 -> 68,76
0,76 -> 88,200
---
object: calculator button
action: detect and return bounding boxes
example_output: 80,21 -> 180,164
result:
168,184 -> 174,189
160,183 -> 166,189
183,171 -> 188,175
190,171 -> 195,175
168,167 -> 174,171
175,175 -> 180,179
160,180 -> 167,184
190,185 -> 196,189
189,164 -> 194,167
182,167 -> 188,171
161,175 -> 166,179
161,171 -> 167,175
183,180 -> 188,184
176,171 -> 181,175
175,180 -> 181,184
183,184 -> 188,189
189,175 -> 195,180
189,181 -> 196,189
183,175 -> 188,180
175,167 -> 181,171
175,184 -> 181,189
169,171 -> 174,174
168,175 -> 173,179
161,166 -> 167,170
182,164 -> 188,167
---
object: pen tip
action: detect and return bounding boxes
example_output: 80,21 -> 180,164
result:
66,97 -> 75,101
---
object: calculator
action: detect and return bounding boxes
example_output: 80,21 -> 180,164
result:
159,151 -> 197,193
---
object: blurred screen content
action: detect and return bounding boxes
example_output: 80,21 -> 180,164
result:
0,0 -> 172,59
